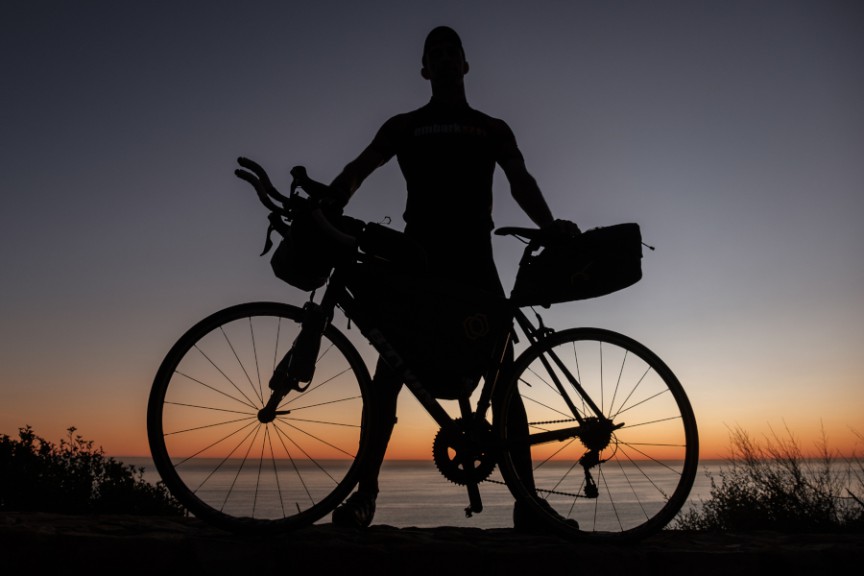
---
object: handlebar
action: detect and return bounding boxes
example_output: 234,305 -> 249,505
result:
235,157 -> 583,270
235,157 -> 292,214
494,226 -> 544,241
236,157 -> 357,255
495,221 -> 581,246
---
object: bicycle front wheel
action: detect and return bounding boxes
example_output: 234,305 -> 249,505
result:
497,327 -> 698,542
147,302 -> 372,533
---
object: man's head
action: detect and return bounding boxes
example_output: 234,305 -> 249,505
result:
421,26 -> 469,82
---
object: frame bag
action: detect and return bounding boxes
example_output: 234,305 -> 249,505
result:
347,259 -> 510,400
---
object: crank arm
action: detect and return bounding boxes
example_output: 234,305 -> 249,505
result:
464,478 -> 484,517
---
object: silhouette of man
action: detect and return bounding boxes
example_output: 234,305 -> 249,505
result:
328,26 -> 571,529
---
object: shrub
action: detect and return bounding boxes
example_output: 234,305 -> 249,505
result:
674,426 -> 864,532
0,426 -> 183,516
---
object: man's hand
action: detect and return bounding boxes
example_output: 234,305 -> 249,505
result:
541,218 -> 581,243
320,183 -> 351,212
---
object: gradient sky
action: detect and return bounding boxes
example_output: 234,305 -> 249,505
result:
2,1 -> 862,459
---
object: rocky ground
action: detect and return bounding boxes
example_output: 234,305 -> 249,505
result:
1,512 -> 861,575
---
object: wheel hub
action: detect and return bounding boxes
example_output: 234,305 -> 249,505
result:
578,416 -> 618,453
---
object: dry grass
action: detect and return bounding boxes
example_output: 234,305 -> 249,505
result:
674,425 -> 864,532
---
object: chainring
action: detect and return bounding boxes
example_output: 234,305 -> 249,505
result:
432,418 -> 497,486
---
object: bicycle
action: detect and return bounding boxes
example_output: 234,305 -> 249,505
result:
146,157 -> 699,542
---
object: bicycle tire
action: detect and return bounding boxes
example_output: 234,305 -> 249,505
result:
497,327 -> 698,542
147,302 -> 372,533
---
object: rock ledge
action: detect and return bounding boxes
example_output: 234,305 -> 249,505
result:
2,513 -> 861,574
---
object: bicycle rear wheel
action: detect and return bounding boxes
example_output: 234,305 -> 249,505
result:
147,302 -> 372,533
497,327 -> 698,542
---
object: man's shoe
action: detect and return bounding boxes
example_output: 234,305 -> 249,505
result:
332,492 -> 376,529
513,497 -> 579,534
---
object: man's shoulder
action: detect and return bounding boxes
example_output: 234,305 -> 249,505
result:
387,103 -> 512,130
467,108 -> 515,142
376,103 -> 442,137
378,107 -> 424,133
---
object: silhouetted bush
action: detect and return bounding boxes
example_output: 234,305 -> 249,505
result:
674,426 -> 864,532
0,426 -> 183,516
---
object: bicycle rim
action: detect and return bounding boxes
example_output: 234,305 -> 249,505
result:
498,327 -> 698,542
147,302 -> 372,533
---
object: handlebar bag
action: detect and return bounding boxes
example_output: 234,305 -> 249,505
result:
510,223 -> 643,307
269,213 -> 335,291
269,210 -> 364,292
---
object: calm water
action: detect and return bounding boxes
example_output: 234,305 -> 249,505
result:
126,457 -> 718,528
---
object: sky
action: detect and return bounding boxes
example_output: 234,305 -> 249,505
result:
1,0 -> 862,460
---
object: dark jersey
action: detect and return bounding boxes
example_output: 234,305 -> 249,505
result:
368,98 -> 522,293
369,98 -> 524,239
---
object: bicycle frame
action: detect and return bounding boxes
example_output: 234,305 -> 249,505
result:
238,157 -> 605,440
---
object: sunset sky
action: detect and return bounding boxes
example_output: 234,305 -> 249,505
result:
2,1 -> 862,460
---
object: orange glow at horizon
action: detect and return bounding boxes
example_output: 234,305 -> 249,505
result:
23,416 -> 861,464
107,429 -> 862,462
11,370 -> 860,464
12,379 -> 860,464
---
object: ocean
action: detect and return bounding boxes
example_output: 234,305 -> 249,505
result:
125,457 -> 718,529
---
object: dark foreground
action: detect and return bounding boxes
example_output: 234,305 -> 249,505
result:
2,512 -> 861,575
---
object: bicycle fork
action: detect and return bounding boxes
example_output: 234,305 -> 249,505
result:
258,301 -> 328,423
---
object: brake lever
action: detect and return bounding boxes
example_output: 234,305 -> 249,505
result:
290,165 -> 334,200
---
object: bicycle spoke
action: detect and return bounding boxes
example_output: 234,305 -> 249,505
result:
248,317 -> 265,405
276,418 -> 358,459
281,365 -> 355,406
264,427 -> 287,517
174,369 -> 259,411
271,420 -> 346,487
220,325 -> 263,405
272,424 -> 320,507
192,345 -> 261,409
163,413 -> 257,437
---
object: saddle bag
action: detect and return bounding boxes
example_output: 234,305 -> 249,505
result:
510,223 -> 644,307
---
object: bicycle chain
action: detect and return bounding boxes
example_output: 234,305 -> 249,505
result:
481,477 -> 585,499
478,418 -> 592,500
528,418 -> 579,426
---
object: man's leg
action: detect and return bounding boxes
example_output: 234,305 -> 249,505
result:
332,357 -> 401,527
357,357 -> 402,496
492,346 -> 536,491
494,349 -> 580,531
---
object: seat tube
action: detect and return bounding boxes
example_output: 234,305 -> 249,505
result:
474,329 -> 513,420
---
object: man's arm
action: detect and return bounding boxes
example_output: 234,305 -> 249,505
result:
329,116 -> 401,204
493,117 -> 555,227
329,145 -> 389,203
499,154 -> 555,228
